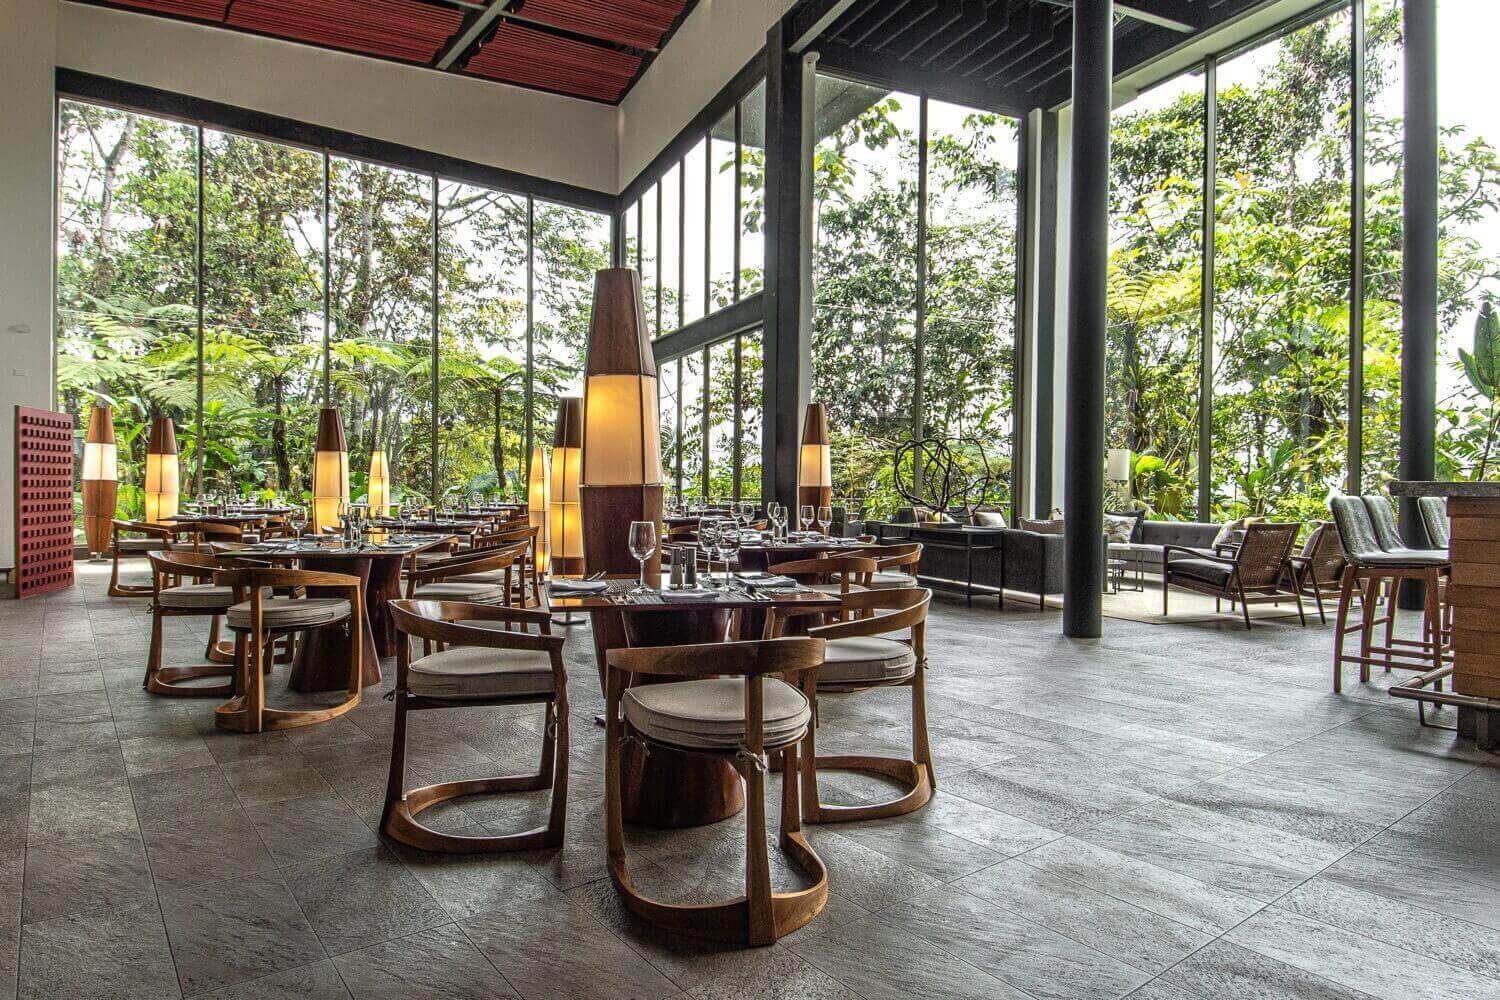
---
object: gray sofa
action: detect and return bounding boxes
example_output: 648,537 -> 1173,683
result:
860,517 -> 1064,608
1109,517 -> 1220,574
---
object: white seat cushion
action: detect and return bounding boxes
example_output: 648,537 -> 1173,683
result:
868,571 -> 917,590
158,583 -> 235,610
449,569 -> 510,585
804,581 -> 868,595
408,645 -> 554,699
412,581 -> 508,604
624,677 -> 810,751
227,597 -> 350,631
818,636 -> 917,685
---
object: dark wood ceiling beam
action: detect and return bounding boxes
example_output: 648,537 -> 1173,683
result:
837,0 -> 914,48
898,0 -> 982,62
1033,0 -> 1203,33
864,1 -> 937,50
816,37 -> 1032,116
957,6 -> 1051,77
787,0 -> 861,52
931,2 -> 1010,71
984,18 -> 1068,84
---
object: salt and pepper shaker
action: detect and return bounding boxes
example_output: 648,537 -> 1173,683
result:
683,550 -> 698,588
669,547 -> 687,590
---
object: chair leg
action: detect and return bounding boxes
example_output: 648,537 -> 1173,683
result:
1237,584 -> 1253,631
741,756 -> 774,946
1163,579 -> 1170,617
144,605 -> 164,688
1359,577 -> 1381,683
380,691 -> 410,832
1383,579 -> 1400,672
1333,567 -> 1357,693
1313,578 -> 1327,624
911,662 -> 935,791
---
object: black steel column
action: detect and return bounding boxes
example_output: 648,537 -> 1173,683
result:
1400,0 -> 1437,608
1063,0 -> 1112,639
761,20 -> 814,509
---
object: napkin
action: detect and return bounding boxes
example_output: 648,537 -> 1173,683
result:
660,588 -> 719,601
550,579 -> 608,594
736,573 -> 797,588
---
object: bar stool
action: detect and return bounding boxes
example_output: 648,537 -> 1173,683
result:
603,638 -> 828,946
1330,496 -> 1449,693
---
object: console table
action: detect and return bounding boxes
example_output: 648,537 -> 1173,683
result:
907,525 -> 1005,608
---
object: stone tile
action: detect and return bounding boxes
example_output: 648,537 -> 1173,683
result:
222,754 -> 332,808
1227,905 -> 1500,1000
26,776 -> 137,849
201,960 -> 351,999
1164,939 -> 1374,1000
245,793 -> 379,867
799,830 -> 941,911
0,726 -> 33,758
332,925 -> 516,999
461,894 -> 679,1000
30,718 -> 116,751
130,763 -> 240,825
162,872 -> 326,995
789,910 -> 1033,1000
22,830 -> 155,924
1018,836 -> 1266,934
828,813 -> 1006,882
284,847 -> 449,956
142,804 -> 278,895
1275,877 -> 1500,981
1320,849 -> 1500,933
17,901 -> 179,1000
119,734 -> 217,778
686,946 -> 862,1000
391,843 -> 556,921
955,860 -> 1213,976
29,743 -> 125,789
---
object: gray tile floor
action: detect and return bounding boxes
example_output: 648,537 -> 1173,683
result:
3,562 -> 1498,999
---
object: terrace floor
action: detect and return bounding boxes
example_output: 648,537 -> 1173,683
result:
2,563 -> 1498,1000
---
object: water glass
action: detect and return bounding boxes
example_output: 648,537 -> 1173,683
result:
799,505 -> 815,534
767,502 -> 786,540
628,521 -> 657,594
817,505 -> 833,537
738,500 -> 756,528
698,518 -> 722,587
716,524 -> 741,585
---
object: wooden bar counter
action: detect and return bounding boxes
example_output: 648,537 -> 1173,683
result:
1390,480 -> 1500,746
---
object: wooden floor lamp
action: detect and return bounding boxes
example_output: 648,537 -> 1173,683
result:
580,269 -> 663,577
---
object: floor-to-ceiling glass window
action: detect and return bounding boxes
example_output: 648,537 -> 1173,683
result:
925,98 -> 1019,512
201,129 -> 325,500
436,183 -> 527,498
640,183 -> 659,337
329,158 -> 435,506
710,110 -> 738,310
659,357 -> 681,499
679,349 -> 706,501
738,330 -> 764,499
739,81 -> 767,298
1108,73 -> 1205,519
56,102 -> 199,525
532,200 -> 612,454
1212,9 -> 1353,521
812,76 -> 920,514
708,337 -> 736,499
682,139 -> 708,325
1433,0 -> 1500,481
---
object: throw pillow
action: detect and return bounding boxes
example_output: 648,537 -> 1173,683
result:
1211,518 -> 1243,548
1106,508 -> 1147,542
1018,517 -> 1065,535
1104,514 -> 1136,544
973,510 -> 1008,527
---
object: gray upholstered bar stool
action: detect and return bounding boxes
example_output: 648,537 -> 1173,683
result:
1330,496 -> 1449,692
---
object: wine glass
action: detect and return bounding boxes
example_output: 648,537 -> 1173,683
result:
738,500 -> 755,528
798,505 -> 815,535
767,502 -> 785,541
288,506 -> 307,541
716,523 -> 741,588
628,521 -> 657,594
817,505 -> 833,537
698,518 -> 722,589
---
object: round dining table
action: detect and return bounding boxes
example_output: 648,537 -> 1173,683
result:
550,574 -> 841,828
221,533 -> 455,691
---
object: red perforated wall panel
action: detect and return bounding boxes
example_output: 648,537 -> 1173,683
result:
14,407 -> 77,599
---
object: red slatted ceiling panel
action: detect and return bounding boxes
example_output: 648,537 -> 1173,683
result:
109,0 -> 230,20
227,0 -> 464,63
466,22 -> 642,103
518,0 -> 686,52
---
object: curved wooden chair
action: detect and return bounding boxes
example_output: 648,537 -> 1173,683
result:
767,555 -> 877,597
405,542 -> 527,605
863,542 -> 923,590
108,520 -> 176,596
143,550 -> 238,698
382,599 -> 568,852
1288,521 -> 1345,623
473,523 -> 544,606
604,638 -> 828,946
778,588 -> 935,823
212,566 -> 363,733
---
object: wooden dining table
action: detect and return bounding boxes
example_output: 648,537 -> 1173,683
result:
550,575 -> 841,828
221,533 -> 455,691
736,536 -> 877,571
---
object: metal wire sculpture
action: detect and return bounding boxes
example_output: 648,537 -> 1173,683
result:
892,437 -> 998,521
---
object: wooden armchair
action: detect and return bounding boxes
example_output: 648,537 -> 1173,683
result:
1289,520 -> 1346,623
862,542 -> 923,590
767,555 -> 877,597
604,638 -> 828,945
108,519 -> 177,596
472,523 -> 544,606
143,550 -> 237,698
383,600 -> 568,853
404,542 -> 528,608
211,566 -> 363,733
1163,521 -> 1304,630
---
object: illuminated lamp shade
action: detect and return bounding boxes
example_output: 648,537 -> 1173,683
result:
143,416 -> 180,525
367,449 -> 391,517
312,407 -> 350,533
580,269 -> 663,576
529,445 -> 551,573
549,396 -> 584,576
797,402 -> 832,515
81,403 -> 118,555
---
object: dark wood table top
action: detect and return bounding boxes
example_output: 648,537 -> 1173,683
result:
548,574 -> 841,613
222,534 -> 455,559
371,519 -> 482,534
165,513 -> 270,526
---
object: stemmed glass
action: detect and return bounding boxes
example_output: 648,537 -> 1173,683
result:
817,505 -> 833,537
799,505 -> 815,535
767,502 -> 786,541
738,500 -> 756,529
716,522 -> 741,589
288,506 -> 307,542
628,521 -> 657,594
698,518 -> 722,589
